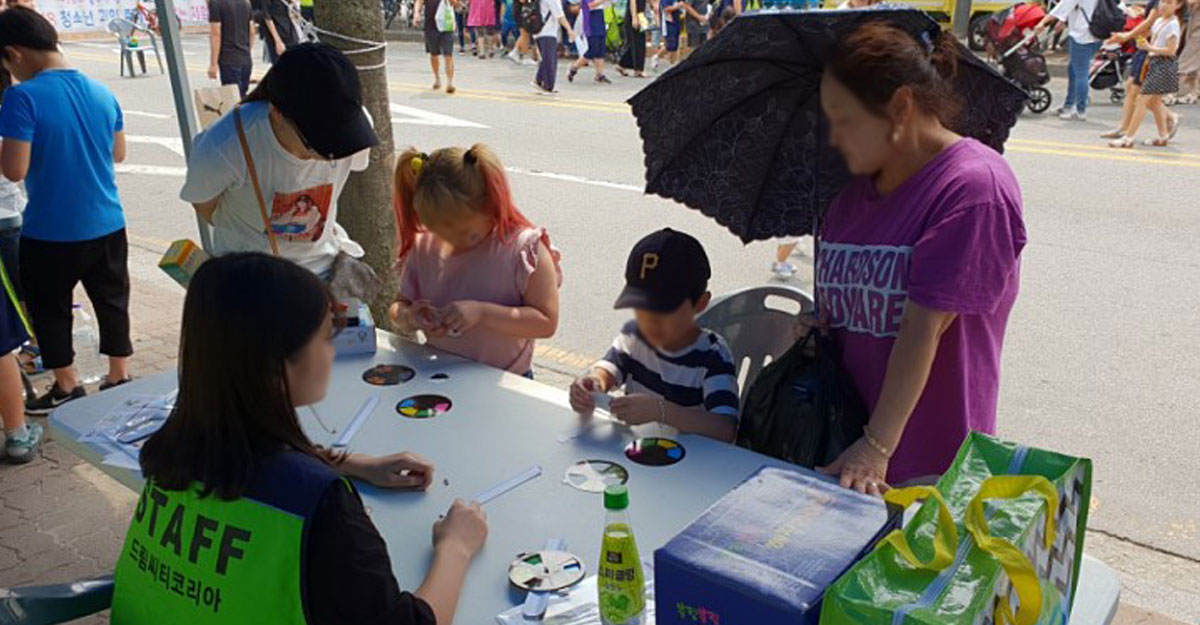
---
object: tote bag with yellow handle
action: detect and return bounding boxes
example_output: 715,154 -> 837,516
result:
820,432 -> 1092,625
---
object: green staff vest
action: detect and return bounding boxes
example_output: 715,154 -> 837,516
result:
301,0 -> 313,7
111,451 -> 342,624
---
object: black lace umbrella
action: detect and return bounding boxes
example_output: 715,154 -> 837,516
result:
627,8 -> 1028,243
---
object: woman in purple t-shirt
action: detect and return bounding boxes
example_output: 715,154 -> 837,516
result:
806,23 -> 1028,494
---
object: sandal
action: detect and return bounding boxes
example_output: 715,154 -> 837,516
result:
1168,113 -> 1181,139
1142,136 -> 1169,146
1100,128 -> 1125,139
1108,136 -> 1136,148
568,67 -> 578,83
616,66 -> 630,77
446,84 -> 457,94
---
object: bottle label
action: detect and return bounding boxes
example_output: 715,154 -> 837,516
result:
598,523 -> 645,624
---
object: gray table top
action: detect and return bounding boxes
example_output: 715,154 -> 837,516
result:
49,333 -> 1117,625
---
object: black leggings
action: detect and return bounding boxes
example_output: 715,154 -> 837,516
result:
20,230 -> 133,370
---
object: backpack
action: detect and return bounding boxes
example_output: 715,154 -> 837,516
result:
1084,0 -> 1125,41
736,330 -> 868,470
519,0 -> 546,33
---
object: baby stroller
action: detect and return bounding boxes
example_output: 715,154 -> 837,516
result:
1089,13 -> 1144,104
1089,44 -> 1133,104
986,3 -> 1052,114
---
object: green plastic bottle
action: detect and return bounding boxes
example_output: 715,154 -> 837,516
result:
598,484 -> 645,625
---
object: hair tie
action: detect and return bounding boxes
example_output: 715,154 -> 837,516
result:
920,30 -> 935,55
410,154 -> 425,176
463,147 -> 477,166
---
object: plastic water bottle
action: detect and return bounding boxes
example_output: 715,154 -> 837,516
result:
598,485 -> 646,625
71,304 -> 104,385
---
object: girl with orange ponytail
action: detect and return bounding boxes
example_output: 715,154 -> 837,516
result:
390,144 -> 562,376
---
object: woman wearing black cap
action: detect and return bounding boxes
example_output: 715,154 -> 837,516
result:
180,43 -> 380,298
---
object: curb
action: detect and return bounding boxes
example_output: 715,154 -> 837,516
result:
384,28 -> 428,43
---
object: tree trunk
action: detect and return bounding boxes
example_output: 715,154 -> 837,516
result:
315,0 -> 397,324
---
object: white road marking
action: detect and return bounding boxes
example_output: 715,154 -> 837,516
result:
390,103 -> 489,128
111,135 -> 646,195
504,166 -> 642,193
116,164 -> 187,177
126,135 -> 185,157
125,110 -> 174,120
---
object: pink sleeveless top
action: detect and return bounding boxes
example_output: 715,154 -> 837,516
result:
398,227 -> 563,374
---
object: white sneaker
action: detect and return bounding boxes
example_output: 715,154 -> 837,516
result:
771,262 -> 796,279
521,57 -> 537,66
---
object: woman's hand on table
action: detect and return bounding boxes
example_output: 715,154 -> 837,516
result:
818,438 -> 890,497
610,394 -> 661,426
344,452 -> 436,490
433,499 -> 489,560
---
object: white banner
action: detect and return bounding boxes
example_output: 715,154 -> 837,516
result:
36,0 -> 209,34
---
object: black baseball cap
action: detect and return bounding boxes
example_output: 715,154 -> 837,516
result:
614,229 -> 712,313
265,43 -> 379,160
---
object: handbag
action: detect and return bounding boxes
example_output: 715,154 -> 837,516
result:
821,433 -> 1093,625
194,85 -> 242,130
735,328 -> 868,469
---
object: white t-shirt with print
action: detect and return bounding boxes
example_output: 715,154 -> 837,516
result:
538,0 -> 565,39
179,100 -> 368,276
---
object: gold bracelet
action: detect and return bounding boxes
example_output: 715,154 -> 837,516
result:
862,425 -> 892,459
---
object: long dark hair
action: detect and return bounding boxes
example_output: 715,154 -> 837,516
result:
826,22 -> 962,128
140,253 -> 338,499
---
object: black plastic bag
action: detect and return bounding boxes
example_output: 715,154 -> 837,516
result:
736,329 -> 868,469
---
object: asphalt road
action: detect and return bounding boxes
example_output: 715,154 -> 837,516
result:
52,35 -> 1200,617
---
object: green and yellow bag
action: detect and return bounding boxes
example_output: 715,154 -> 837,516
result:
820,432 -> 1092,625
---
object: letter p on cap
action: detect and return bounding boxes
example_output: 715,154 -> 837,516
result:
640,253 -> 659,280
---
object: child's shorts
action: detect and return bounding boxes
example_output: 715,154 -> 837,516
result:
665,20 -> 681,52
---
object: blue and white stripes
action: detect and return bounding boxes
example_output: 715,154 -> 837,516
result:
596,320 -> 740,421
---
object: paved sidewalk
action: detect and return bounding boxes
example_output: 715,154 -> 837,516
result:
0,245 -> 1194,625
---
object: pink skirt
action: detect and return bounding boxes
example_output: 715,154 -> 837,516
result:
467,0 -> 497,28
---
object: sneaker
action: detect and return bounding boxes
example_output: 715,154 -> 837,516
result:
568,67 -> 578,83
507,51 -> 522,64
99,377 -> 133,392
521,57 -> 537,66
5,422 -> 44,464
772,261 -> 796,279
25,384 -> 86,416
1058,108 -> 1078,120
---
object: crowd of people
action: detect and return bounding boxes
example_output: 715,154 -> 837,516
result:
415,0 -> 744,93
1035,0 -> 1199,147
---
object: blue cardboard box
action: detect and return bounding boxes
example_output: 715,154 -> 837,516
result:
333,301 -> 377,357
654,467 -> 897,625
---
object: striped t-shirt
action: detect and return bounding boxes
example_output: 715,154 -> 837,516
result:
595,321 -> 740,422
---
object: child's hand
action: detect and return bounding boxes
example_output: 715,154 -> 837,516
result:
404,300 -> 444,335
570,376 -> 601,414
610,394 -> 662,426
438,301 -> 486,335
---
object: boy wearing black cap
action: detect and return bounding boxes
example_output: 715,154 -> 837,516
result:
569,229 -> 740,442
181,43 -> 379,280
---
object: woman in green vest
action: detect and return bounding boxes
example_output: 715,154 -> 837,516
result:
112,252 -> 487,625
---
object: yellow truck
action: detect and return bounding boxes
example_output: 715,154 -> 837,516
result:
821,0 -> 1027,49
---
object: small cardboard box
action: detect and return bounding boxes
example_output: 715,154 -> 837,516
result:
158,239 -> 209,288
655,467 -> 897,625
333,300 -> 377,358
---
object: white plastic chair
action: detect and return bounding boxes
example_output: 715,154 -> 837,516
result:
106,18 -> 164,77
698,285 -> 813,401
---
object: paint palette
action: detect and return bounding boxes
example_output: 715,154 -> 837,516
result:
362,364 -> 416,386
396,394 -> 453,419
624,437 -> 686,467
564,460 -> 629,493
507,550 -> 586,592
